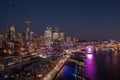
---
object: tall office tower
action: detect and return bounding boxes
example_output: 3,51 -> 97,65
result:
73,37 -> 76,43
66,36 -> 72,43
9,25 -> 15,41
39,35 -> 45,46
16,33 -> 23,42
6,25 -> 16,41
29,31 -> 34,41
44,26 -> 52,46
4,31 -> 8,41
14,33 -> 23,52
59,32 -> 65,41
24,21 -> 30,46
53,27 -> 59,41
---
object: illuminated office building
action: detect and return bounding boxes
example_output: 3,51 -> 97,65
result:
24,21 -> 30,46
59,32 -> 64,41
66,36 -> 72,43
44,26 -> 52,46
6,25 -> 16,41
53,27 -> 59,41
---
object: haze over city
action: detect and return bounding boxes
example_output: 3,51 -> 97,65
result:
0,0 -> 120,39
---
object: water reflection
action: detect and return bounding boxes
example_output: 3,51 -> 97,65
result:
55,50 -> 120,80
86,54 -> 93,59
84,53 -> 97,80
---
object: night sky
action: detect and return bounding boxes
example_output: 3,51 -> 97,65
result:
0,0 -> 120,40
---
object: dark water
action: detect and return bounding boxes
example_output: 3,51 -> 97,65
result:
55,51 -> 120,80
56,64 -> 77,80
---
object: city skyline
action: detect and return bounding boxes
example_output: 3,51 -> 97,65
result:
0,0 -> 120,40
